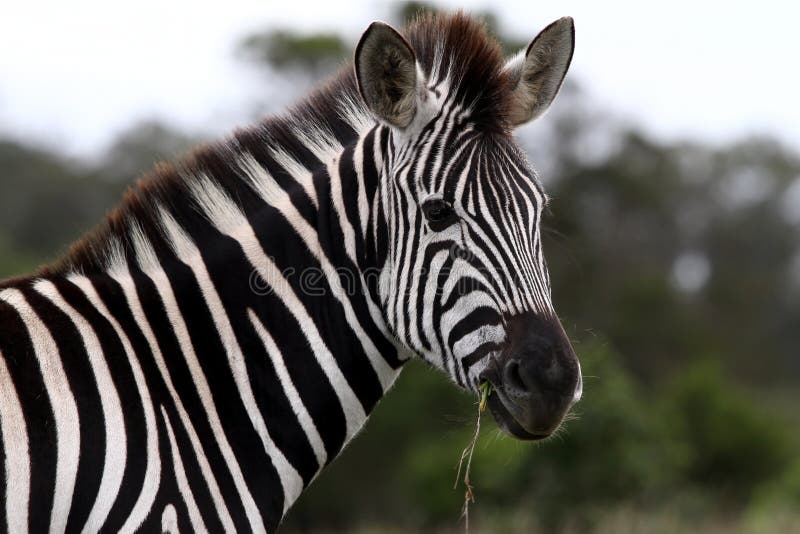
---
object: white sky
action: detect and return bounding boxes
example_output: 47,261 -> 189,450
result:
1,0 -> 798,157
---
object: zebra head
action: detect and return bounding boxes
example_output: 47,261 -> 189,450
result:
355,15 -> 582,440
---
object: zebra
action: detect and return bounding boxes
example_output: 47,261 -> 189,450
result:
0,12 -> 582,533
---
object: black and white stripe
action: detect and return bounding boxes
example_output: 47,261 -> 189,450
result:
0,13 -> 578,532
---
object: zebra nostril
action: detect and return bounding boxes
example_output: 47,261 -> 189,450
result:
502,359 -> 529,395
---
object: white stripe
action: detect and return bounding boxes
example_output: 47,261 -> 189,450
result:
426,103 -> 460,191
160,504 -> 179,534
404,212 -> 430,351
420,249 -> 449,370
441,292 -> 499,340
453,144 -> 478,211
352,136 -> 370,241
161,406 -> 208,534
289,122 -> 342,163
0,288 -> 79,534
63,275 -> 161,534
452,324 -> 505,361
268,146 -> 318,209
337,92 -> 373,135
0,349 -> 30,534
32,280 -> 127,532
185,178 -> 368,439
391,167 -> 416,343
439,259 -> 501,309
247,309 -> 327,469
160,211 -> 303,516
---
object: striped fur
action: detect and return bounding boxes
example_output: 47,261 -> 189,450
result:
0,12 -> 575,532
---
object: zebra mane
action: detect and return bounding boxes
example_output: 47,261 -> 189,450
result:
405,11 -> 510,132
43,12 -> 510,277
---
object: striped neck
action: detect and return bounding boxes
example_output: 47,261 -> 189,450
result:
0,73 -> 408,531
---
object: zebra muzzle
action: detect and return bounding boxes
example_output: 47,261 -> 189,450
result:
479,312 -> 581,440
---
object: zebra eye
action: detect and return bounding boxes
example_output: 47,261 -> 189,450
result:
422,198 -> 458,231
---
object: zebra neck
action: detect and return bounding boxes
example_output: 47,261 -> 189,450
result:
0,126 -> 407,531
0,69 -> 416,529
129,127 -> 407,519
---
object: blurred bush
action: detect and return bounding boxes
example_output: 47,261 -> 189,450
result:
238,31 -> 349,77
745,457 -> 800,532
663,361 -> 795,499
282,340 -> 799,531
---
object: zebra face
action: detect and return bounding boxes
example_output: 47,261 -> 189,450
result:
356,16 -> 582,439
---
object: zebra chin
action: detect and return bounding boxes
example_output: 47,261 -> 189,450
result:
477,312 -> 582,441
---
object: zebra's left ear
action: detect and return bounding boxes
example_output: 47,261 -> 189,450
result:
355,21 -> 419,128
505,17 -> 575,127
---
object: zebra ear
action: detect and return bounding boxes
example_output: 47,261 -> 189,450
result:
355,21 -> 418,128
505,17 -> 575,127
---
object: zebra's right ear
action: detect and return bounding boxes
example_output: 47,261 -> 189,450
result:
355,21 -> 418,129
504,17 -> 575,127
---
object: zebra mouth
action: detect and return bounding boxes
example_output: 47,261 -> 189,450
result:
475,312 -> 581,441
485,388 -> 551,441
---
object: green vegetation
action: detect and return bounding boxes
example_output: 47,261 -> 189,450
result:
1,2 -> 798,531
284,343 -> 800,532
239,31 -> 349,76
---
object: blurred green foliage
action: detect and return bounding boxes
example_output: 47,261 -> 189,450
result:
0,121 -> 198,278
239,31 -> 349,76
283,341 -> 799,531
1,2 -> 799,531
663,361 -> 794,497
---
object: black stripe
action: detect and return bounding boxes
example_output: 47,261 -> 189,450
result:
415,240 -> 455,352
0,297 -> 56,533
183,222 -> 309,503
287,167 -> 385,412
140,407 -> 191,532
219,175 -> 349,463
446,305 -> 503,351
231,130 -> 319,227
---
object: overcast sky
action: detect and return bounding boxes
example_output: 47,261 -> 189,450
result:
1,0 -> 798,157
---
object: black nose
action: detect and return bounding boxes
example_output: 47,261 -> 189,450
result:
488,313 -> 581,437
503,343 -> 577,400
